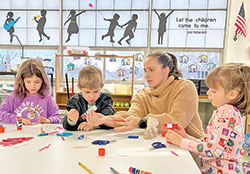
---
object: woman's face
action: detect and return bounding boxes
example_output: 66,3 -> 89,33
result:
143,56 -> 169,88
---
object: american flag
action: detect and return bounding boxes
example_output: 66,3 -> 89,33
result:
235,3 -> 246,38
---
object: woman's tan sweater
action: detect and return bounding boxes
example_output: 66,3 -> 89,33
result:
108,76 -> 204,139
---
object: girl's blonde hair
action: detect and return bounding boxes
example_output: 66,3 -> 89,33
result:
78,65 -> 103,89
206,63 -> 250,115
14,59 -> 50,99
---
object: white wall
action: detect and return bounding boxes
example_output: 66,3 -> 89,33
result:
224,0 -> 250,64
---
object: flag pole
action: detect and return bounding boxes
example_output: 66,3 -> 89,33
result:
233,32 -> 238,41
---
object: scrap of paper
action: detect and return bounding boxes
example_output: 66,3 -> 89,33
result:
38,143 -> 51,152
0,137 -> 33,147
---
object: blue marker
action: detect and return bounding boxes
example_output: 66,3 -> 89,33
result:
77,135 -> 84,140
37,133 -> 49,137
56,132 -> 73,137
127,135 -> 139,139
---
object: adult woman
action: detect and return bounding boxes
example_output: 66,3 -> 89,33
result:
87,52 -> 204,166
87,52 -> 204,140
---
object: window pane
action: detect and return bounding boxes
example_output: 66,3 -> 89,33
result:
63,0 -> 79,9
80,0 -> 96,9
97,0 -> 113,9
189,0 -> 208,9
11,0 -> 27,9
0,0 -> 10,9
79,29 -> 96,46
27,0 -> 43,9
205,30 -> 224,48
132,0 -> 149,9
44,0 -> 60,9
114,0 -> 131,9
208,0 -> 227,9
171,0 -> 188,9
152,0 -> 170,9
79,11 -> 96,28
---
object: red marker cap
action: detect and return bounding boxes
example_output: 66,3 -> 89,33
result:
98,148 -> 105,156
0,127 -> 5,133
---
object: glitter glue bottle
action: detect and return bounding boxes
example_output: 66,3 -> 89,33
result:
16,113 -> 22,130
81,105 -> 97,120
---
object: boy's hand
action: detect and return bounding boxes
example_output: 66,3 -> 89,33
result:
22,118 -> 32,125
67,109 -> 79,123
77,122 -> 93,131
114,115 -> 140,133
38,116 -> 51,124
86,110 -> 111,126
166,130 -> 183,146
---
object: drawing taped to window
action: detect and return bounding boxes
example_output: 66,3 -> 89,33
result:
64,10 -> 86,43
154,9 -> 174,45
102,13 -> 122,43
33,9 -> 50,42
4,12 -> 20,43
118,14 -> 138,45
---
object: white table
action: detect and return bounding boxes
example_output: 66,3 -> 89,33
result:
0,124 -> 201,174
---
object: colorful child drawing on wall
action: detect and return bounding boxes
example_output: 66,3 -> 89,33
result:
199,54 -> 208,63
121,58 -> 130,65
154,9 -> 174,45
118,14 -> 138,45
4,12 -> 20,43
64,10 -> 86,42
180,55 -> 189,64
109,57 -> 117,62
66,62 -> 75,71
188,64 -> 197,73
117,69 -> 125,77
102,13 -> 121,43
130,66 -> 138,74
135,53 -> 144,62
84,57 -> 92,65
34,9 -> 50,42
207,62 -> 216,70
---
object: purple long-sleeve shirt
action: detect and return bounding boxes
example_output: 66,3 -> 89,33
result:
0,93 -> 61,124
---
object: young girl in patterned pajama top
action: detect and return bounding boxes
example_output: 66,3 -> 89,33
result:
166,63 -> 250,174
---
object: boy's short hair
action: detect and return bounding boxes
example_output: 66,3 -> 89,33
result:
78,65 -> 103,89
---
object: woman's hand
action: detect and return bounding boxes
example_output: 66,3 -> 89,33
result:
86,110 -> 112,126
22,118 -> 31,125
114,115 -> 141,133
77,122 -> 93,131
38,116 -> 51,124
166,130 -> 183,146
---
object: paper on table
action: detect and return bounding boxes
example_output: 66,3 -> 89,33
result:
88,129 -> 145,140
115,147 -> 184,156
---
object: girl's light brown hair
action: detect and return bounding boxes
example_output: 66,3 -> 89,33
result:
14,59 -> 50,99
78,65 -> 103,89
206,63 -> 250,115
